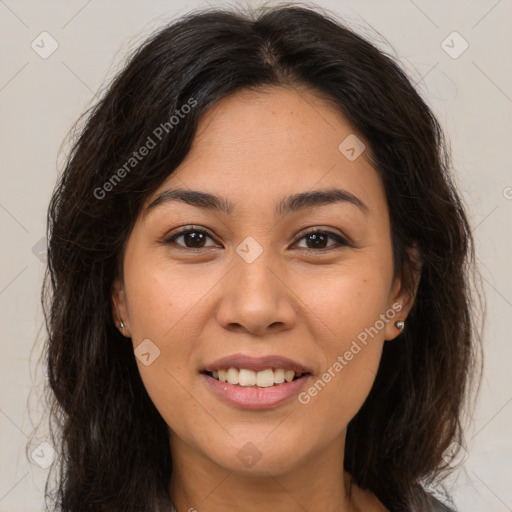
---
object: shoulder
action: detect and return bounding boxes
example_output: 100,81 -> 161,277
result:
421,492 -> 456,512
347,474 -> 456,512
348,478 -> 389,511
407,486 -> 457,512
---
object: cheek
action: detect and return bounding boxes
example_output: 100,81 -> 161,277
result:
123,251 -> 214,342
301,258 -> 393,343
122,252 -> 224,426
293,260 -> 392,421
124,273 -> 203,378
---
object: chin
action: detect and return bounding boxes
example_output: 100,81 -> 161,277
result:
201,433 -> 310,476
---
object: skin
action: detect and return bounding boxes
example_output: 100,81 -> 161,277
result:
112,86 -> 417,512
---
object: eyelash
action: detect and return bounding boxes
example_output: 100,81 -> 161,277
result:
163,226 -> 350,252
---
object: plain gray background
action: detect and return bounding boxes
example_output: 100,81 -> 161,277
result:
1,1 -> 511,510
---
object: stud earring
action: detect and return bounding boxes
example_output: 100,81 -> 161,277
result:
395,320 -> 405,332
119,320 -> 125,330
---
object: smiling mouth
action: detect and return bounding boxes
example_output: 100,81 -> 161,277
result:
202,368 -> 311,388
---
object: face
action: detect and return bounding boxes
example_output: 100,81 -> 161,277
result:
113,86 -> 412,477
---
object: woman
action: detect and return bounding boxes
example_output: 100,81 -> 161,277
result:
41,4 -> 481,511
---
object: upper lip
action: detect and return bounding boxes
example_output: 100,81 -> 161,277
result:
202,354 -> 312,374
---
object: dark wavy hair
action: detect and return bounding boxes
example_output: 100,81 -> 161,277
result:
38,3 -> 482,511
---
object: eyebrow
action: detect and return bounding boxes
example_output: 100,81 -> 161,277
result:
144,187 -> 369,218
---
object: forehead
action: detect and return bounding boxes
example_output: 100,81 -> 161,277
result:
147,86 -> 386,216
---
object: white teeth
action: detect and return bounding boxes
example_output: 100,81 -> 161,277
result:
284,370 -> 295,382
256,369 -> 275,388
226,367 -> 239,385
274,368 -> 285,383
238,369 -> 257,386
209,367 -> 305,387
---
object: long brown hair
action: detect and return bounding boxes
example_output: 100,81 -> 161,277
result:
39,4 -> 482,511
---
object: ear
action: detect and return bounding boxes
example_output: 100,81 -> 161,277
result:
111,277 -> 131,337
384,245 -> 422,341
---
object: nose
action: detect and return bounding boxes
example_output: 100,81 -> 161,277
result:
215,253 -> 297,336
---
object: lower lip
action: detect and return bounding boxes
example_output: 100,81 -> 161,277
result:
201,373 -> 311,410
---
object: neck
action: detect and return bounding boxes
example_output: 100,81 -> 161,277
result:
168,431 -> 359,512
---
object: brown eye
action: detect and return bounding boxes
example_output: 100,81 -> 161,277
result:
295,230 -> 349,250
164,227 -> 349,252
165,229 -> 217,249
